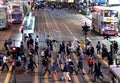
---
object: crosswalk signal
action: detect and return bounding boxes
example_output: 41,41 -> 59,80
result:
82,22 -> 90,33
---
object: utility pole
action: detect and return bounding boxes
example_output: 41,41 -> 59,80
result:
82,22 -> 90,48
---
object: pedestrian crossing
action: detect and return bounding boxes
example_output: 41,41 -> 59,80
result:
33,49 -> 112,83
32,34 -> 115,83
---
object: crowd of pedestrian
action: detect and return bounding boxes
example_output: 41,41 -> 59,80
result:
0,34 -> 118,82
0,34 -> 38,74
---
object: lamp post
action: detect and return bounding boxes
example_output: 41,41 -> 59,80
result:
82,22 -> 90,48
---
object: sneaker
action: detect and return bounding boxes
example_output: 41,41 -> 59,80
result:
24,72 -> 27,74
68,80 -> 71,81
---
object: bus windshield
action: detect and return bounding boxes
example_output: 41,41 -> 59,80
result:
0,8 -> 6,21
104,10 -> 118,17
12,14 -> 22,19
103,22 -> 118,30
12,6 -> 20,9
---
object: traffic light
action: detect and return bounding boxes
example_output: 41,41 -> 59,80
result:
82,23 -> 90,33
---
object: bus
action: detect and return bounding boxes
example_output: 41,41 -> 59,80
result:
9,4 -> 24,24
92,6 -> 119,35
21,12 -> 35,35
0,5 -> 10,29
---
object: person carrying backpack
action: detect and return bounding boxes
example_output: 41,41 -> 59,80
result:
96,41 -> 101,54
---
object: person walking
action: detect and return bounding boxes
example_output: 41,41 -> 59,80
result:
87,57 -> 94,74
42,57 -> 51,76
4,40 -> 8,51
62,62 -> 71,81
96,41 -> 101,54
77,58 -> 84,74
49,62 -> 59,79
35,36 -> 39,44
93,63 -> 99,82
98,62 -> 104,80
113,41 -> 118,54
56,54 -> 62,71
1,54 -> 9,71
34,43 -> 39,55
41,48 -> 45,58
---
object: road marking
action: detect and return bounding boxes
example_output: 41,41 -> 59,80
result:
34,55 -> 39,83
73,53 -> 92,83
44,74 -> 49,83
72,72 -> 80,83
4,66 -> 12,83
97,54 -> 108,67
64,24 -> 76,39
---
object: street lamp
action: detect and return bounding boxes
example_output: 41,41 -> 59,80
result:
82,22 -> 90,48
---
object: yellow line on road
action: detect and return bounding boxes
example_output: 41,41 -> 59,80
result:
4,66 -> 12,83
82,69 -> 92,83
73,53 -> 92,83
72,72 -> 80,83
44,74 -> 49,83
97,54 -> 108,67
34,55 -> 39,83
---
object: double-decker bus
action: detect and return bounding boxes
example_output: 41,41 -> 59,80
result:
0,5 -> 10,29
9,4 -> 24,24
92,6 -> 119,35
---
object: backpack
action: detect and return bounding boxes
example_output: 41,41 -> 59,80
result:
96,44 -> 101,49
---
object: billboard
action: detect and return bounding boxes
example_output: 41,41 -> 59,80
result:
92,0 -> 107,3
108,0 -> 120,5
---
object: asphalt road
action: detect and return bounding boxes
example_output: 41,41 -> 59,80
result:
0,8 -> 120,83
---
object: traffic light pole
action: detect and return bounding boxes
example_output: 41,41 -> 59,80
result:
82,22 -> 90,49
84,32 -> 87,48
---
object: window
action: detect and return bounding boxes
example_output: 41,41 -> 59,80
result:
104,10 -> 118,17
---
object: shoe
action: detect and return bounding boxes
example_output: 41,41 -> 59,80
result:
82,73 -> 85,75
24,72 -> 27,74
68,80 -> 71,81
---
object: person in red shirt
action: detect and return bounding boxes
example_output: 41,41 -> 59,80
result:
87,57 -> 94,74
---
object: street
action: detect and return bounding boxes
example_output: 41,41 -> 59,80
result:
0,7 -> 120,83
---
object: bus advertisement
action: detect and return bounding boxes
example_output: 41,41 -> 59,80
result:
92,6 -> 119,35
0,5 -> 10,29
9,4 -> 24,24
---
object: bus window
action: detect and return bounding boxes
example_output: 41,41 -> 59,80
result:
110,10 -> 118,17
104,10 -> 118,17
12,14 -> 22,19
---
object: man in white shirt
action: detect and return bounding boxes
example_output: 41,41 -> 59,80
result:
1,54 -> 9,71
